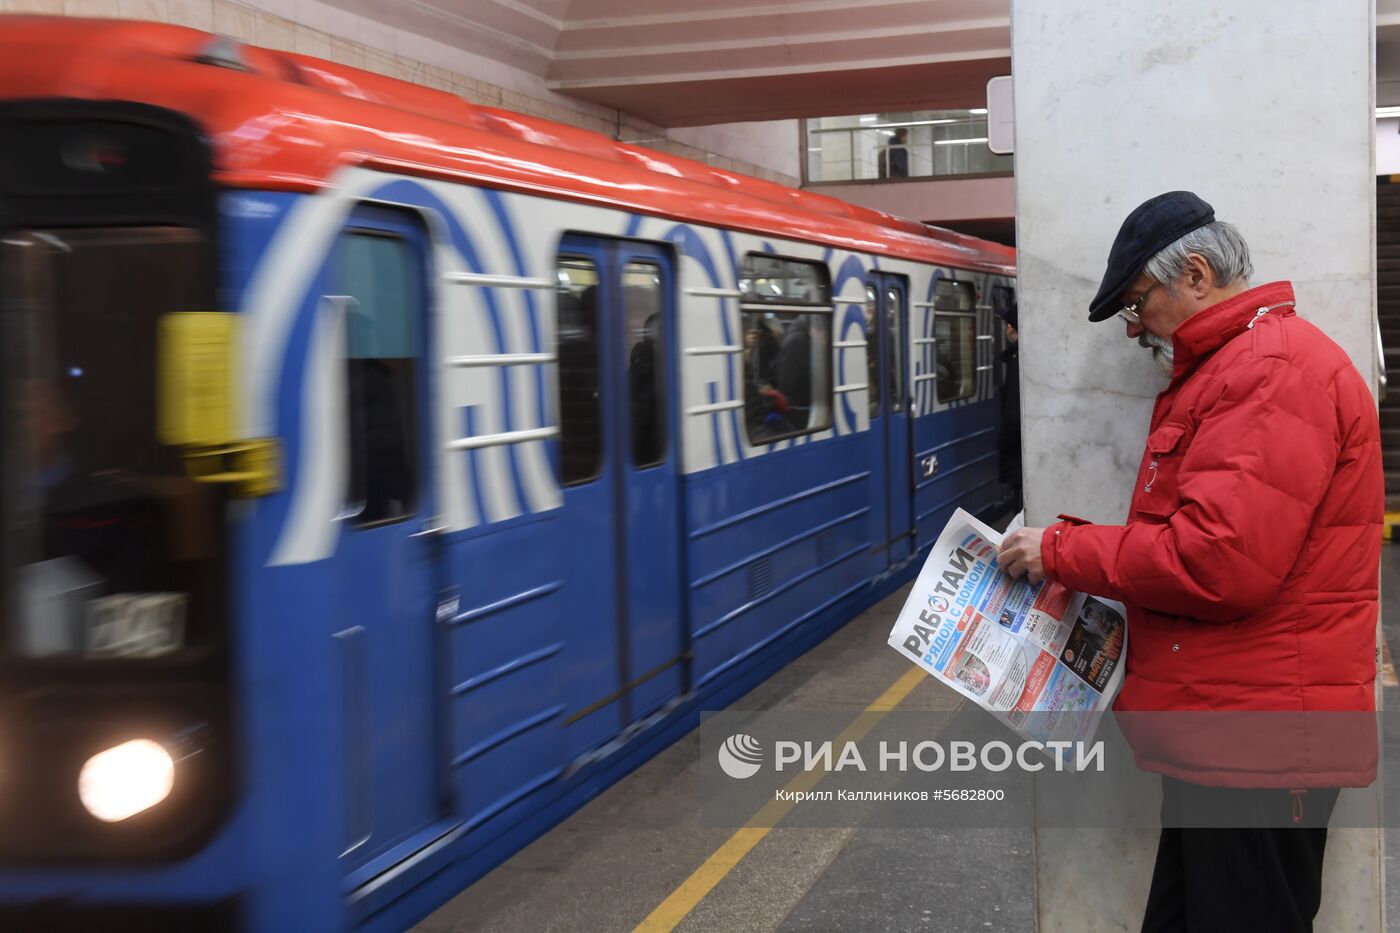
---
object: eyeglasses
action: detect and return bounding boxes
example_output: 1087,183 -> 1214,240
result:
1117,281 -> 1159,324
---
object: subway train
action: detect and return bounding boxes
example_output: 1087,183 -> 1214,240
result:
0,16 -> 1017,932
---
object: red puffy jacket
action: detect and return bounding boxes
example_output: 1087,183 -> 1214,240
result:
1041,281 -> 1382,787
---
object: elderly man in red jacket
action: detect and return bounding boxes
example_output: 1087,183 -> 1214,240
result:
997,191 -> 1382,933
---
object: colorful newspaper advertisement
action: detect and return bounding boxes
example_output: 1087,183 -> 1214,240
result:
887,508 -> 1126,744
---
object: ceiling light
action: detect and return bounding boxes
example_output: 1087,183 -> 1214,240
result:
869,119 -> 956,129
933,137 -> 991,146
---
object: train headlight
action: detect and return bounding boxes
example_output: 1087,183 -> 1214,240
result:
77,738 -> 175,822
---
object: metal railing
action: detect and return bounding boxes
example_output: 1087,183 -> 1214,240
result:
803,110 -> 1012,184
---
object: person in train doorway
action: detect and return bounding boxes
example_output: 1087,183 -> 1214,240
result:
995,302 -> 1022,514
628,311 -> 664,465
995,191 -> 1382,933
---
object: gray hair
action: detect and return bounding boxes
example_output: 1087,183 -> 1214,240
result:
1144,220 -> 1253,293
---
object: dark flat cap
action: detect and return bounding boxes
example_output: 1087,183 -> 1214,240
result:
1088,191 -> 1215,322
995,302 -> 1018,330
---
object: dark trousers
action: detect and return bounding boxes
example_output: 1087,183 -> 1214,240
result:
1141,777 -> 1339,933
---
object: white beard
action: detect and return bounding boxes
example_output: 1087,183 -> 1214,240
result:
1139,331 -> 1175,377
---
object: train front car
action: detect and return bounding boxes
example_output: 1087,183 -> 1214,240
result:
0,20 -> 311,932
0,105 -> 246,928
0,15 -> 1018,933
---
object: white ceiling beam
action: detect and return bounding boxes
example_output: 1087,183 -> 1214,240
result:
552,20 -> 1008,61
548,47 -> 1009,90
559,0 -> 1005,31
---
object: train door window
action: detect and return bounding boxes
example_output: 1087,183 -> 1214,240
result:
738,253 -> 833,443
556,257 -> 603,485
623,261 -> 666,468
885,287 -> 904,412
337,230 -> 420,527
864,283 -> 880,417
933,279 -> 977,403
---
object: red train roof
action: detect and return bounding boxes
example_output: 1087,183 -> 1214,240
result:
0,15 -> 1016,277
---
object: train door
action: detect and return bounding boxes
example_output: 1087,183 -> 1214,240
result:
911,276 -> 999,545
555,235 -> 685,758
329,207 -> 444,873
866,273 -> 912,566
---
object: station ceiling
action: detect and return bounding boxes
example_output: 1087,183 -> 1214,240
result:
328,0 -> 1010,126
334,0 -> 1400,124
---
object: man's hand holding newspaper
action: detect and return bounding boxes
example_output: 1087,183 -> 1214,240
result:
996,525 -> 1046,585
886,509 -> 1126,745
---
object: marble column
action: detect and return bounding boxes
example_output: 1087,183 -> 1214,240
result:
1010,1 -> 1382,929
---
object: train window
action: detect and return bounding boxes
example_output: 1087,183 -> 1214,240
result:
934,279 -> 977,403
885,287 -> 904,412
337,231 -> 420,527
2,228 -> 228,660
556,257 -> 603,485
864,284 -> 880,417
742,310 -> 832,443
739,252 -> 833,443
738,254 -> 832,306
623,261 -> 666,468
935,278 -> 976,311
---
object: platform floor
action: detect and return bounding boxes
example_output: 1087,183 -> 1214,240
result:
417,547 -> 1400,933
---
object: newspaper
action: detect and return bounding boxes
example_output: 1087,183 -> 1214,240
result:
887,508 -> 1126,744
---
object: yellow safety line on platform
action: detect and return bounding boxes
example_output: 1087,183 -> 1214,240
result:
1384,512 -> 1400,542
631,665 -> 927,933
